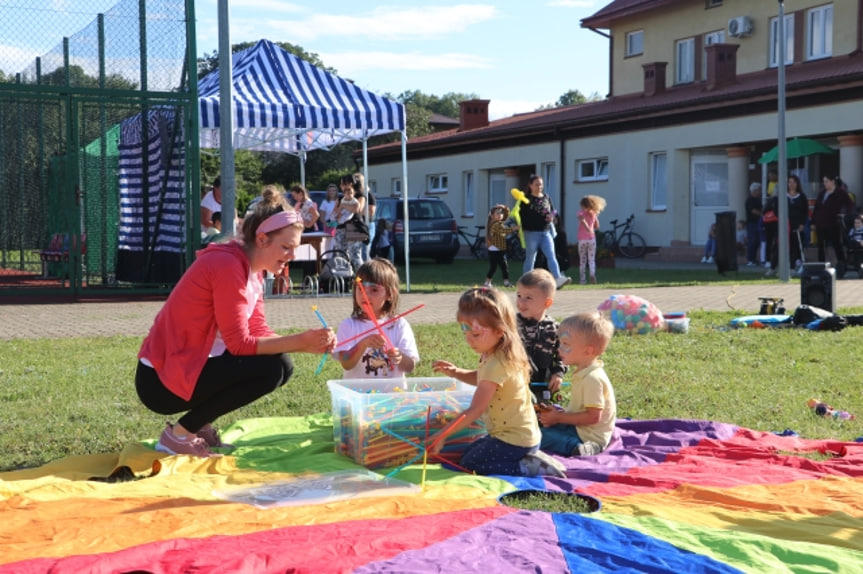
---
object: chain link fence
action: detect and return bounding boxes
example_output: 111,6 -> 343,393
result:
0,0 -> 198,296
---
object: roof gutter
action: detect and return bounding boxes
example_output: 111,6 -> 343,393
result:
586,26 -> 613,98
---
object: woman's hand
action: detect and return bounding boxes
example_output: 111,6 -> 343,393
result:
304,328 -> 336,354
432,360 -> 456,377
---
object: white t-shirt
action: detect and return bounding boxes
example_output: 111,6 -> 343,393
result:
335,316 -> 419,379
320,198 -> 338,223
201,191 -> 221,232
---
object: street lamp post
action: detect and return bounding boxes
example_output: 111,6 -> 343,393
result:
776,0 -> 789,281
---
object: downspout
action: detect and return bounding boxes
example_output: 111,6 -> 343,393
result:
858,0 -> 863,54
586,26 -> 613,98
558,128 -> 566,228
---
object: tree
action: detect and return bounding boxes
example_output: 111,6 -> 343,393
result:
535,89 -> 604,111
394,90 -> 478,119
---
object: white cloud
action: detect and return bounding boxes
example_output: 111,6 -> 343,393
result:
547,0 -> 595,7
250,4 -> 498,42
489,99 -> 546,120
320,51 -> 492,72
0,44 -> 45,75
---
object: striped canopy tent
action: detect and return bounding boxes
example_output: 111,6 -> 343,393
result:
198,39 -> 414,288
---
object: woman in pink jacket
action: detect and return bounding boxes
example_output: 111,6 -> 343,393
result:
136,187 -> 336,457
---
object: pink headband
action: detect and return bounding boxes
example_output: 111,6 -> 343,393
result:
256,209 -> 302,235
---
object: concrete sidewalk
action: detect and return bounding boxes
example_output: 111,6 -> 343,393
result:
3,261 -> 859,339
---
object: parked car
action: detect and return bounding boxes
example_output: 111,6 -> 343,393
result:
374,197 -> 459,264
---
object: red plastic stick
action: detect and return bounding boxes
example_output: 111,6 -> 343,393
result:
356,278 -> 393,350
337,303 -> 425,347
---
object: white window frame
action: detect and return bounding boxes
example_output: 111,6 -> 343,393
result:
807,4 -> 833,60
391,177 -> 402,197
427,174 -> 448,194
702,30 -> 725,80
462,171 -> 474,216
625,30 -> 644,57
769,14 -> 795,67
576,158 -> 609,182
676,38 -> 695,84
649,152 -> 667,210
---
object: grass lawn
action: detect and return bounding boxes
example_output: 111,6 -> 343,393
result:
2,307 -> 861,473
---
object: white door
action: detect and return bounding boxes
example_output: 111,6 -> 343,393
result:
691,152 -> 729,245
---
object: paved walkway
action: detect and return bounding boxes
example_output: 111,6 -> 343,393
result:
2,259 -> 859,339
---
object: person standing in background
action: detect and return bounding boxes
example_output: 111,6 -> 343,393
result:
201,176 -> 222,234
811,174 -> 854,277
744,183 -> 762,266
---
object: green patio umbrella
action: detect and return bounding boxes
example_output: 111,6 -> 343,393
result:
758,137 -> 836,164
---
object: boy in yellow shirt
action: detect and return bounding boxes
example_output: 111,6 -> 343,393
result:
536,312 -> 616,456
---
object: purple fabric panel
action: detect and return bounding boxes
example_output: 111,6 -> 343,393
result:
540,418 -> 741,491
355,510 -> 566,574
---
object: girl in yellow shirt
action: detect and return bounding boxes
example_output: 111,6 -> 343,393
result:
430,287 -> 566,477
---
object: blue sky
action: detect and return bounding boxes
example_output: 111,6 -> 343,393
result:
2,0 -> 610,120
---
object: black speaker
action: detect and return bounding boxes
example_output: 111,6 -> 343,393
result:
800,262 -> 836,313
714,211 -> 738,273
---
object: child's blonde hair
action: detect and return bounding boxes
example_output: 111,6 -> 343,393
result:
560,312 -> 614,355
580,195 -> 607,213
516,268 -> 556,298
456,287 -> 530,376
351,258 -> 401,319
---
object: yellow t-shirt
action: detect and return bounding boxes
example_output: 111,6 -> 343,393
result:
568,360 -> 616,448
478,352 -> 541,448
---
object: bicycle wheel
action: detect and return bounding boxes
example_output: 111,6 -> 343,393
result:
600,231 -> 616,253
618,232 -> 646,258
472,238 -> 487,259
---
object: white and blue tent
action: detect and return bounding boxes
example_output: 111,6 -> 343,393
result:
198,39 -> 405,153
198,39 -> 414,287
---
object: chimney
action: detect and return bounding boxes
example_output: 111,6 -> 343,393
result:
458,99 -> 490,131
705,43 -> 739,90
642,62 -> 667,96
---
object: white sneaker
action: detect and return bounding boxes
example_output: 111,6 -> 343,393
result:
763,262 -> 771,268
701,256 -> 708,263
555,275 -> 571,289
746,261 -> 756,267
706,256 -> 714,263
483,280 -> 492,287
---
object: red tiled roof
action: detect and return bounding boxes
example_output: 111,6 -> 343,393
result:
366,53 -> 863,160
581,0 -> 686,29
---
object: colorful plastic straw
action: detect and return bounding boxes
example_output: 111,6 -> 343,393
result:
421,405 -> 431,490
312,305 -> 329,375
355,278 -> 393,350
336,303 -> 425,347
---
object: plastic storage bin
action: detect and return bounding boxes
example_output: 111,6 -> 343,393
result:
327,377 -> 484,469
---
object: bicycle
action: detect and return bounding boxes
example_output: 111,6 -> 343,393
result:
600,214 -> 647,258
457,225 -> 487,259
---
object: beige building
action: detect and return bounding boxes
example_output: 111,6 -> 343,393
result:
365,0 -> 863,252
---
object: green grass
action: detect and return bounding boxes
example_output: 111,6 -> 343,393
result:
2,308 -> 862,472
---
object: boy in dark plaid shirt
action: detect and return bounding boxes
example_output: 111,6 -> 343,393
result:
515,269 -> 566,405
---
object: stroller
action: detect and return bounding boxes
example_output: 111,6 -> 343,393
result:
844,214 -> 863,278
318,249 -> 355,294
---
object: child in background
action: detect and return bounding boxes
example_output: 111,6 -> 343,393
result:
576,195 -> 606,284
516,269 -> 566,406
335,259 -> 418,379
373,219 -> 394,261
429,287 -> 566,477
333,181 -> 364,270
202,211 -> 222,242
735,220 -> 747,256
484,204 -> 519,287
701,223 -> 716,263
537,312 -> 616,457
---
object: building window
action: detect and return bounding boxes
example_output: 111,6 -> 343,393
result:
702,30 -> 724,80
807,4 -> 832,60
427,174 -> 448,194
625,30 -> 644,57
769,14 -> 795,67
391,177 -> 402,196
649,153 -> 667,210
676,38 -> 695,84
462,171 -> 474,216
576,158 -> 609,182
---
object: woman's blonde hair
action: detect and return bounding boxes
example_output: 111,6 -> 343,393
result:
580,195 -> 606,213
351,258 -> 401,319
456,287 -> 530,376
240,185 -> 298,243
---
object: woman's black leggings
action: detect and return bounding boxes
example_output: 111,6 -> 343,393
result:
486,250 -> 509,281
135,352 -> 294,432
